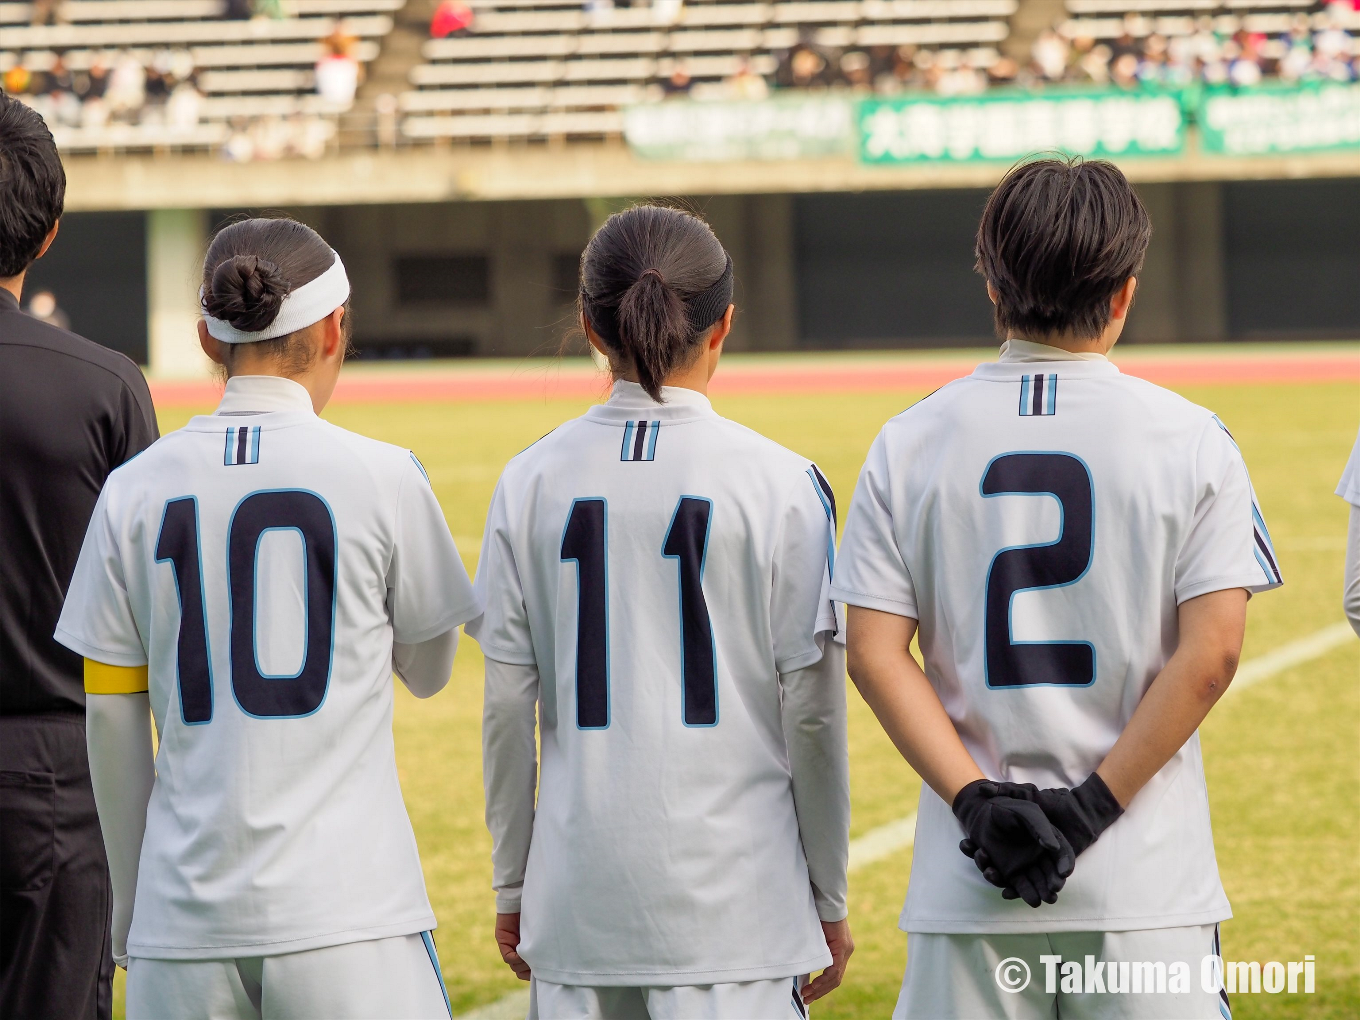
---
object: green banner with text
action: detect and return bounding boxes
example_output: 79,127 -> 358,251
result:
1198,82 -> 1360,156
623,96 -> 856,162
858,89 -> 1186,164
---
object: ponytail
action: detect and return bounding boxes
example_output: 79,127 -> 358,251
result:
580,206 -> 732,402
615,269 -> 692,399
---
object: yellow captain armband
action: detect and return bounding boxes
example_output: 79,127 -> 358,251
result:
84,659 -> 149,695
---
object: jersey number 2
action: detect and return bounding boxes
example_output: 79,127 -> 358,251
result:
156,490 -> 337,723
561,497 -> 716,729
981,453 -> 1095,688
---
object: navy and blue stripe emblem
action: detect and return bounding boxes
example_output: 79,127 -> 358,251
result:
223,426 -> 261,466
1213,417 -> 1281,585
620,420 -> 660,462
1019,373 -> 1058,416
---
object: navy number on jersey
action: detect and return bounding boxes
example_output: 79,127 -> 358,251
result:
155,498 -> 215,724
228,491 -> 337,717
981,453 -> 1095,688
663,498 -> 717,726
560,496 -> 717,729
155,489 -> 338,722
561,499 -> 610,728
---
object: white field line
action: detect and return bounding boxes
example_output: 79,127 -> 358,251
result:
454,622 -> 1355,1019
1225,621 -> 1355,695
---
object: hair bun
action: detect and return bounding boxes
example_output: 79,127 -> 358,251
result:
204,254 -> 290,332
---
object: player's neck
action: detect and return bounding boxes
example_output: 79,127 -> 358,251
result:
0,271 -> 26,303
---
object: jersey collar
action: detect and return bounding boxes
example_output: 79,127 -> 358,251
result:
971,357 -> 1122,382
998,338 -> 1110,363
585,380 -> 718,423
213,375 -> 317,416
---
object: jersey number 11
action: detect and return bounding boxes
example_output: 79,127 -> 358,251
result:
561,497 -> 716,730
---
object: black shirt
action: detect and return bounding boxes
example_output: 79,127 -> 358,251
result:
0,287 -> 159,716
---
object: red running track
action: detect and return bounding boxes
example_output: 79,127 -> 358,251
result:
148,351 -> 1359,406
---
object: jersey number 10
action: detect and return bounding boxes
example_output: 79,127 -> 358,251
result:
156,490 -> 337,724
561,497 -> 717,730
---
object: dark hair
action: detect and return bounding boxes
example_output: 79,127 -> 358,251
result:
975,156 -> 1151,342
201,217 -> 342,373
579,205 -> 731,401
0,94 -> 66,279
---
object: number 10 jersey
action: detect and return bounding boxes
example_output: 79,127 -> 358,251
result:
831,357 -> 1281,934
56,394 -> 479,959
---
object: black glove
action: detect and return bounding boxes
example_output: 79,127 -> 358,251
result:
963,774 -> 1124,899
953,780 -> 1075,908
1035,773 -> 1124,857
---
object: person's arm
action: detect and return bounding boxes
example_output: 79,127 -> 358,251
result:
781,637 -> 850,923
1095,587 -> 1247,806
392,628 -> 458,699
780,638 -> 854,1005
84,661 -> 155,970
1345,504 -> 1360,638
845,607 -> 985,804
483,655 -> 538,981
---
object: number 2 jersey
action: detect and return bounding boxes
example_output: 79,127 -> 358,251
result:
467,381 -> 842,986
55,376 -> 480,959
831,351 -> 1282,934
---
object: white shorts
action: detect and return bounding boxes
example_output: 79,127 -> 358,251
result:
528,975 -> 809,1020
895,924 -> 1231,1020
126,931 -> 452,1020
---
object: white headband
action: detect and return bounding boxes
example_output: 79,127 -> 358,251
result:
202,250 -> 350,344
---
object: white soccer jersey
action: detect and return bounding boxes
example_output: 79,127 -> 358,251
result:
1337,425 -> 1360,506
831,354 -> 1281,935
467,381 -> 841,987
56,376 -> 479,959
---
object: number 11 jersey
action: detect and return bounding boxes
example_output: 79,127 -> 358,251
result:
468,380 -> 841,987
831,356 -> 1281,935
56,377 -> 479,959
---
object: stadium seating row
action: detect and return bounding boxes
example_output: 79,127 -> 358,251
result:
400,0 -> 1017,139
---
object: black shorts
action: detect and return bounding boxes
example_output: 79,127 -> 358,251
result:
0,713 -> 113,1020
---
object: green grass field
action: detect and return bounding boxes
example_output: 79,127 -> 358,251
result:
116,357 -> 1358,1019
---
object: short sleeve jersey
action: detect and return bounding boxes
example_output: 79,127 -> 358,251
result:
467,381 -> 840,986
832,358 -> 1281,935
1337,425 -> 1360,507
56,381 -> 480,959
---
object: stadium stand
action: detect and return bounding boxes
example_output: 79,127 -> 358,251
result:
1052,0 -> 1360,86
399,0 -> 1018,140
2,0 -> 1355,153
0,0 -> 398,155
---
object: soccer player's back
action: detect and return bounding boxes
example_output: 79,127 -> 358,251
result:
58,218 -> 481,1020
473,205 -> 853,1020
835,159 -> 1280,1020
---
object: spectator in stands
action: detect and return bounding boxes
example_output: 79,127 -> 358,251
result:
105,51 -> 146,123
1031,29 -> 1068,82
316,26 -> 363,109
774,32 -> 836,89
430,0 -> 475,39
840,50 -> 873,93
661,62 -> 692,97
29,0 -> 58,26
223,0 -> 252,19
724,57 -> 769,101
3,60 -> 32,97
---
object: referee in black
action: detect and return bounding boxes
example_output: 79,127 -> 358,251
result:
0,95 -> 159,1019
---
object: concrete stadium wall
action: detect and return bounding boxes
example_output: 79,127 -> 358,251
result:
25,177 -> 1360,371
